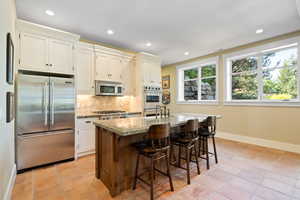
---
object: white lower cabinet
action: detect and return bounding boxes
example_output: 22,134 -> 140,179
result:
76,117 -> 97,157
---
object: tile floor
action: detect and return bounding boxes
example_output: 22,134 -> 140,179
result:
12,138 -> 300,200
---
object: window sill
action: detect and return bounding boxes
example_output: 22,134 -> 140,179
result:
176,100 -> 219,105
224,101 -> 300,107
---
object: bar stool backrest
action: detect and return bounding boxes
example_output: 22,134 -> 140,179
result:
184,119 -> 199,139
148,123 -> 171,151
206,116 -> 216,134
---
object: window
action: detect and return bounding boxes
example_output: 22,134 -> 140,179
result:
225,40 -> 299,105
177,58 -> 218,103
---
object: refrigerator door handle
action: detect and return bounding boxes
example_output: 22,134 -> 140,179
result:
51,81 -> 55,125
44,82 -> 48,126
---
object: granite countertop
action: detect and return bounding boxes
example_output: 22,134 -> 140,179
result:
77,111 -> 142,119
93,113 -> 221,136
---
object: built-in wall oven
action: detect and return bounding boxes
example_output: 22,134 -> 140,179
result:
95,81 -> 124,96
144,85 -> 162,116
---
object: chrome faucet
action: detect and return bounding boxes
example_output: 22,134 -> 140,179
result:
160,105 -> 170,118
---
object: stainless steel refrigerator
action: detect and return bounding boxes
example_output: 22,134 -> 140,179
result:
16,72 -> 75,171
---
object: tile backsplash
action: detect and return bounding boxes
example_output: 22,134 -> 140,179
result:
77,95 -> 139,112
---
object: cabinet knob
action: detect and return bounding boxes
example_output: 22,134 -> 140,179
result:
46,64 -> 49,66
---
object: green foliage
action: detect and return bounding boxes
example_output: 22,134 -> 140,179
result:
232,74 -> 258,99
201,65 -> 216,77
184,69 -> 198,80
232,57 -> 257,73
263,57 -> 297,100
232,52 -> 298,100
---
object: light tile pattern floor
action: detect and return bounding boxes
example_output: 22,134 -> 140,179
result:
12,138 -> 300,200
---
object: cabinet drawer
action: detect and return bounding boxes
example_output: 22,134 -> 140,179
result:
77,118 -> 96,131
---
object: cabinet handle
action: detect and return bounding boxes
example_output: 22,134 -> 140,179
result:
85,121 -> 91,123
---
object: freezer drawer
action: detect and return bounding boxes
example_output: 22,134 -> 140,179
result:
17,130 -> 74,170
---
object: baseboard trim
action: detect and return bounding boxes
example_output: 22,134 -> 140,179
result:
3,164 -> 16,200
216,131 -> 300,154
77,150 -> 95,158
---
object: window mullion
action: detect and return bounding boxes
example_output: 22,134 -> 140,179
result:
229,60 -> 233,101
297,43 -> 300,101
257,53 -> 263,101
198,67 -> 201,101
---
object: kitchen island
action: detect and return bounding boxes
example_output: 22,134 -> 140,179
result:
93,113 -> 220,196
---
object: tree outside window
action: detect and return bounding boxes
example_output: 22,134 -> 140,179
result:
228,45 -> 298,101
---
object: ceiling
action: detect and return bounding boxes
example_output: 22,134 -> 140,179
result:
16,0 -> 300,65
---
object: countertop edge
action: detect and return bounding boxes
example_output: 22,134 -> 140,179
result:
93,114 -> 221,137
77,112 -> 142,119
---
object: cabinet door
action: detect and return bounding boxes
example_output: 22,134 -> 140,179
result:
48,39 -> 74,74
78,130 -> 91,153
151,62 -> 162,85
95,53 -> 110,81
121,59 -> 133,95
109,56 -> 122,82
89,123 -> 96,151
142,61 -> 153,85
77,118 -> 96,154
19,32 -> 48,72
77,47 -> 94,94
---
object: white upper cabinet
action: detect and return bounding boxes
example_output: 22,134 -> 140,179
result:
150,59 -> 162,85
109,56 -> 122,82
76,43 -> 94,95
17,20 -> 80,75
95,53 -> 110,81
95,52 -> 124,82
48,39 -> 74,74
19,32 -> 48,72
137,53 -> 162,87
121,59 -> 135,95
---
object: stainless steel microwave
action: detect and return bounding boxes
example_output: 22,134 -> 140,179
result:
95,81 -> 124,96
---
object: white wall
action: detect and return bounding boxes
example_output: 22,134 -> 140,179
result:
0,0 -> 16,199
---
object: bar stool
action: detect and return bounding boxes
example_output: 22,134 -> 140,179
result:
133,123 -> 174,200
171,119 -> 200,184
198,116 -> 218,170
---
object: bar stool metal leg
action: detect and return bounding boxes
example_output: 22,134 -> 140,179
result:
193,145 -> 200,175
205,137 -> 210,170
133,153 -> 140,190
150,157 -> 154,200
178,146 -> 181,168
186,147 -> 191,184
166,151 -> 174,191
212,136 -> 218,164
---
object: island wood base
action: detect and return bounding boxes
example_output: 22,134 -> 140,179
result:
95,127 -> 149,197
94,114 -> 217,196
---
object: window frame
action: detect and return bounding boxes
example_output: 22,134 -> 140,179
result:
224,37 -> 300,106
176,57 -> 219,104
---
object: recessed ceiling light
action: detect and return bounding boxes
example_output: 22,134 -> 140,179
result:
184,52 -> 189,56
146,42 -> 152,47
256,29 -> 264,34
45,10 -> 55,16
107,29 -> 114,35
